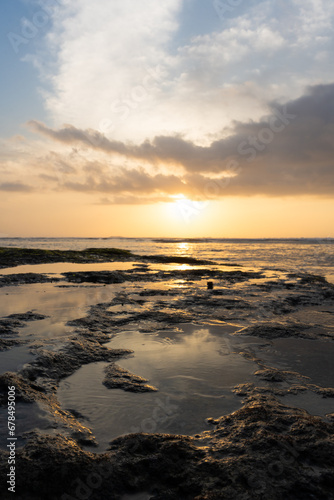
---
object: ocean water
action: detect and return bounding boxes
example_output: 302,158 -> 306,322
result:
1,237 -> 333,281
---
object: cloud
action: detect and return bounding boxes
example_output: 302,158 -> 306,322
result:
33,0 -> 182,138
43,151 -> 77,174
27,82 -> 334,199
61,167 -> 185,196
26,0 -> 334,144
0,182 -> 33,192
28,120 -> 129,156
96,195 -> 172,205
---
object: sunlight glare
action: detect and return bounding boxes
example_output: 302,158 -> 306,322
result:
166,195 -> 208,224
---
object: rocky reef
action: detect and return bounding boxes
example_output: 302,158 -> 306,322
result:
0,393 -> 333,499
1,248 -> 334,499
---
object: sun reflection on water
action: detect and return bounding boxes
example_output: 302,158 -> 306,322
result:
177,242 -> 190,253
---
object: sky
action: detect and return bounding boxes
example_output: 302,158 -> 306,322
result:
0,0 -> 334,238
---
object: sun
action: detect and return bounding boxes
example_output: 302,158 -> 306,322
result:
165,194 -> 207,224
159,194 -> 214,236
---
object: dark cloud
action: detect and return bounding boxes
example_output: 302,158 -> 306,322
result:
28,121 -> 130,156
39,174 -> 59,182
45,152 -> 77,174
28,83 -> 334,198
0,182 -> 33,192
61,167 -> 184,196
96,195 -> 171,205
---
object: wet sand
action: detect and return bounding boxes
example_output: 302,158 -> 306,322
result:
0,248 -> 334,499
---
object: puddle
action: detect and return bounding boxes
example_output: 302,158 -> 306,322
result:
287,306 -> 334,329
0,262 -> 137,276
0,345 -> 35,372
0,283 -> 112,316
58,324 -> 256,451
0,261 -> 235,277
256,338 -> 334,387
0,402 -> 51,449
0,283 -> 122,342
278,391 -> 334,420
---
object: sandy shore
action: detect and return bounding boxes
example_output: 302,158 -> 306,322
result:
0,248 -> 334,499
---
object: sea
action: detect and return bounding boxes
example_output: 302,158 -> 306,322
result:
1,237 -> 334,282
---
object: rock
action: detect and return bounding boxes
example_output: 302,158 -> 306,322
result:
0,372 -> 47,404
103,364 -> 158,392
254,368 -> 309,383
0,246 -> 134,269
0,338 -> 21,351
21,340 -> 133,382
238,322 -> 314,339
63,271 -> 126,284
0,273 -> 59,287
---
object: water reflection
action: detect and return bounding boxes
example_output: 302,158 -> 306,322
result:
177,242 -> 190,252
0,262 -> 136,276
0,283 -> 117,341
58,324 -> 256,451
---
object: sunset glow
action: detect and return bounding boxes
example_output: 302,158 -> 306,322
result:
1,0 -> 334,237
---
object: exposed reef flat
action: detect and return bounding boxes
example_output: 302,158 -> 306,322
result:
63,268 -> 262,286
1,248 -> 334,498
0,247 -> 134,268
0,272 -> 59,287
0,338 -> 21,351
0,246 -> 215,269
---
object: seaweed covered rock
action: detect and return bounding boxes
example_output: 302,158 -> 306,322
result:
63,270 -> 126,284
0,372 -> 47,404
103,364 -> 158,392
0,273 -> 59,287
238,322 -> 314,339
0,338 -> 21,351
0,246 -> 134,269
21,339 -> 133,381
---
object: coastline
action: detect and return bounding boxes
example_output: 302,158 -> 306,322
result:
0,247 -> 334,499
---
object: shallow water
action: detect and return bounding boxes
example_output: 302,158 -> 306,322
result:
0,402 -> 51,448
0,261 -> 136,276
1,237 -> 333,281
0,282 -> 118,342
0,345 -> 35,372
278,391 -> 334,420
58,324 -> 257,451
0,260 -> 239,278
257,337 -> 334,387
0,282 -> 111,316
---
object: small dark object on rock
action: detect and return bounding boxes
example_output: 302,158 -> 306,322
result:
207,281 -> 214,290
